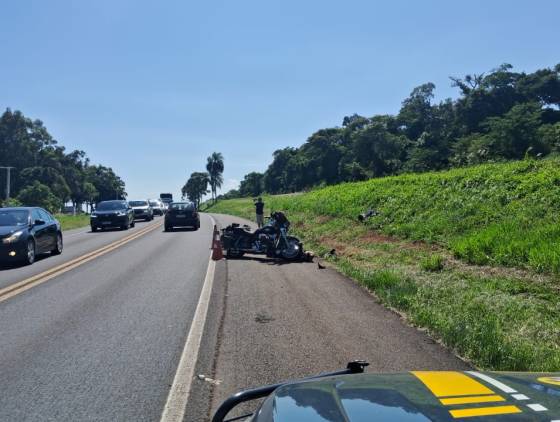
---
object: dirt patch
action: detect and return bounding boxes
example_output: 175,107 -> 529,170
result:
358,231 -> 399,244
315,215 -> 333,224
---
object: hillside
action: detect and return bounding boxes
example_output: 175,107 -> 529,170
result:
206,158 -> 560,371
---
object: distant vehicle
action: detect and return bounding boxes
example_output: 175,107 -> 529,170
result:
148,199 -> 165,216
213,361 -> 560,422
164,202 -> 200,231
90,200 -> 135,231
160,193 -> 173,207
0,207 -> 63,265
129,200 -> 154,221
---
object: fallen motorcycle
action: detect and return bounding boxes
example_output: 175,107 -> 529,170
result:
221,211 -> 303,261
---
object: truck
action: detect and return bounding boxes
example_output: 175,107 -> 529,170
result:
159,193 -> 173,207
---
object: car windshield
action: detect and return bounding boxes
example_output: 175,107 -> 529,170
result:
97,201 -> 126,211
0,210 -> 29,226
170,203 -> 194,211
129,201 -> 148,207
149,201 -> 159,206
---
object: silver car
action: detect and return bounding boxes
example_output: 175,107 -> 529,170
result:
129,200 -> 154,221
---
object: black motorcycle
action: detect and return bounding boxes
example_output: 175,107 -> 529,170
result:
221,212 -> 303,261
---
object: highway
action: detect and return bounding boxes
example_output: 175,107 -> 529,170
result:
0,213 -> 468,421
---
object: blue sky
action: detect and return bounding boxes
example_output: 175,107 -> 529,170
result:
1,0 -> 559,200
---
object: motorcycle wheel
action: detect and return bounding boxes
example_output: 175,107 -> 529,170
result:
281,236 -> 303,261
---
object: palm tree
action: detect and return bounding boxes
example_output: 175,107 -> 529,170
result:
206,152 -> 224,203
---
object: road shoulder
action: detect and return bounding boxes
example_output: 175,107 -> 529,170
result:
194,213 -> 468,420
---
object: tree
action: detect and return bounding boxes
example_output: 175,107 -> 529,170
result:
263,147 -> 297,194
83,182 -> 99,213
483,102 -> 547,159
206,152 -> 224,203
239,172 -> 264,197
85,165 -> 126,201
0,108 -> 126,208
17,181 -> 60,213
182,172 -> 209,207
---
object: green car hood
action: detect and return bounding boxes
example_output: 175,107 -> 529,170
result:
252,371 -> 560,421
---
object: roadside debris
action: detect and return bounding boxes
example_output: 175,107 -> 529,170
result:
317,261 -> 326,269
358,209 -> 378,222
197,374 -> 222,385
325,248 -> 337,258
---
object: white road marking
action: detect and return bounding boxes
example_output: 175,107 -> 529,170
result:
160,215 -> 218,422
527,404 -> 547,412
466,371 -> 517,393
512,394 -> 529,400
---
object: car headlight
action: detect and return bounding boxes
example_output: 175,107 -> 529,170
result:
2,230 -> 24,244
91,214 -> 98,218
116,211 -> 126,216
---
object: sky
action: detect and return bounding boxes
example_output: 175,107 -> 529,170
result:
1,0 -> 559,200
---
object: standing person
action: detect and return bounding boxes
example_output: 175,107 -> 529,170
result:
255,197 -> 265,228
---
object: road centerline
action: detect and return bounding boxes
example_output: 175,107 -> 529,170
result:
0,221 -> 162,304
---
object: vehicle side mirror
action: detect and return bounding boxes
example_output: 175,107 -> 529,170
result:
34,219 -> 46,226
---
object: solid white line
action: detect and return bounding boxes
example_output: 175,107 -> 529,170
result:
160,215 -> 217,422
466,371 -> 517,393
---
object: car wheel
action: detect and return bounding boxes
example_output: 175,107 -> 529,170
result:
25,239 -> 36,265
91,225 -> 98,232
131,220 -> 135,228
164,225 -> 172,232
51,233 -> 63,255
122,222 -> 129,230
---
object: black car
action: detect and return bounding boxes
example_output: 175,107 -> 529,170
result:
0,207 -> 63,265
90,200 -> 135,231
164,202 -> 200,231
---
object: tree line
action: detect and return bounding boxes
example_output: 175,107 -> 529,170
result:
181,152 -> 224,207
0,109 -> 126,212
224,63 -> 560,197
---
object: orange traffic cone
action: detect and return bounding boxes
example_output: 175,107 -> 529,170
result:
211,225 -> 224,260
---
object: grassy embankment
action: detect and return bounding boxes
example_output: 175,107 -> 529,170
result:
206,158 -> 560,371
55,214 -> 90,231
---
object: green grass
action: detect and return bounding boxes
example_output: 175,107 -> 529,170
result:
212,158 -> 560,274
421,254 -> 445,272
206,158 -> 560,371
55,214 -> 90,231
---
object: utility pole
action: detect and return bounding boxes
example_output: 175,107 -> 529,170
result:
0,166 -> 15,200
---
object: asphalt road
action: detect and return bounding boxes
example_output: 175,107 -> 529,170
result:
0,212 -> 468,421
0,215 -> 212,421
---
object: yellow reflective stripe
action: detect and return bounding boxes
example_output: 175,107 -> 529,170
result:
412,371 -> 494,397
440,395 -> 505,405
450,405 -> 521,418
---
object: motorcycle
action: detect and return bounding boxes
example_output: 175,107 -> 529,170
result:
221,212 -> 303,261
